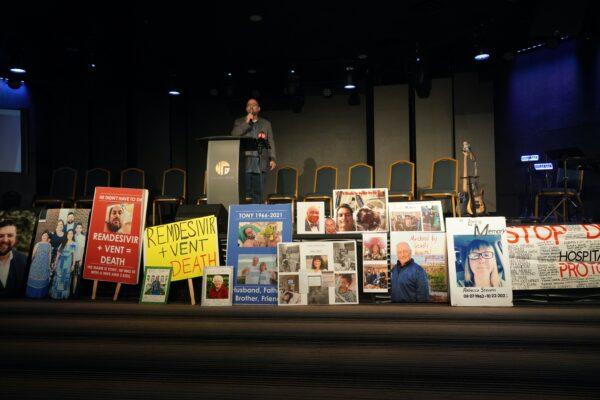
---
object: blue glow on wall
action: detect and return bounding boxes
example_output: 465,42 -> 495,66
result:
0,80 -> 31,109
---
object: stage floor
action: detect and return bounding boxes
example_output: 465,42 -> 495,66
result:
2,300 -> 600,399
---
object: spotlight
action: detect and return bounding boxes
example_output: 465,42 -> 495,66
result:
474,51 -> 490,61
9,67 -> 26,74
344,66 -> 356,90
168,90 -> 181,96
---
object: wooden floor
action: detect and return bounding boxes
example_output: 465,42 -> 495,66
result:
2,300 -> 600,399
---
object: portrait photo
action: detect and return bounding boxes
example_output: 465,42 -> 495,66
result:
140,267 -> 172,304
104,203 -> 134,234
237,254 -> 277,285
296,202 -> 325,234
277,243 -> 301,272
363,264 -> 389,292
362,234 -> 387,262
201,266 -> 233,306
278,274 -> 302,305
237,221 -> 283,248
333,241 -> 357,272
453,235 -> 507,288
305,254 -> 329,273
334,273 -> 358,304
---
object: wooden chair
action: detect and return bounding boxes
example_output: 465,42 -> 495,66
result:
388,160 -> 415,202
153,168 -> 186,225
75,167 -> 111,208
304,165 -> 338,215
419,157 -> 459,217
348,163 -> 373,189
33,167 -> 77,208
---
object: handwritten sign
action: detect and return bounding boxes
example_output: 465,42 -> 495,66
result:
144,216 -> 219,281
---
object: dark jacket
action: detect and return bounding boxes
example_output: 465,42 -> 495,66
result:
0,250 -> 28,298
231,117 -> 276,173
390,258 -> 430,302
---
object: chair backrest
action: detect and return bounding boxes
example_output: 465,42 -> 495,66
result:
556,167 -> 584,191
120,168 -> 145,189
276,166 -> 299,197
314,166 -> 338,195
163,168 -> 186,199
50,167 -> 77,199
388,160 -> 414,193
84,168 -> 111,196
431,158 -> 458,191
348,163 -> 373,189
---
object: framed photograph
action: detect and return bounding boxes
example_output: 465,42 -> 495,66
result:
333,189 -> 388,232
202,266 -> 233,306
139,266 -> 172,304
296,202 -> 325,234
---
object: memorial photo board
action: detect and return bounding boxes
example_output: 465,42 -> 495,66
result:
277,241 -> 359,305
25,208 -> 91,299
390,232 -> 448,302
83,187 -> 148,284
446,217 -> 513,306
226,204 -> 292,304
0,209 -> 37,298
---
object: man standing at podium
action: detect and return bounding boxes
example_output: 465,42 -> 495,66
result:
231,98 -> 277,204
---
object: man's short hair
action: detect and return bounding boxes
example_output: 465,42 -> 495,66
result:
0,219 -> 16,229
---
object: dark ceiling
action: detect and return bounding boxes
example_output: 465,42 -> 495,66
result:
1,0 -> 597,94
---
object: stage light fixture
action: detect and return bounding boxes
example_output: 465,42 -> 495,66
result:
322,88 -> 333,98
7,79 -> 23,89
474,51 -> 490,61
357,54 -> 368,60
249,14 -> 263,22
344,66 -> 356,90
168,90 -> 181,96
9,67 -> 26,74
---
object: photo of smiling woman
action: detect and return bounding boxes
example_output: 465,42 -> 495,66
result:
456,236 -> 508,288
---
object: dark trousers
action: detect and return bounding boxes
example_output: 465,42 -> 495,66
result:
245,172 -> 265,204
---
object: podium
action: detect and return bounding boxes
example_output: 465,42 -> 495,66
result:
197,136 -> 258,210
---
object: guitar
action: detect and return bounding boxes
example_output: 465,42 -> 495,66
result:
460,141 -> 486,216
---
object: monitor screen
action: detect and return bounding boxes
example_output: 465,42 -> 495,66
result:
0,109 -> 22,173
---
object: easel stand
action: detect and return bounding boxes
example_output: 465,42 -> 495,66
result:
188,278 -> 196,305
90,280 -> 123,302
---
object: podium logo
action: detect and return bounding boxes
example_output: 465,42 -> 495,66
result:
215,161 -> 231,176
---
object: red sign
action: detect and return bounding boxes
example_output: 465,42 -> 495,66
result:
83,187 -> 148,284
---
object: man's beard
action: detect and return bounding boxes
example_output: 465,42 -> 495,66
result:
0,244 -> 12,256
107,220 -> 121,232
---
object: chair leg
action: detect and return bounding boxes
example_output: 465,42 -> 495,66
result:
451,196 -> 457,218
158,203 -> 163,225
576,194 -> 585,221
534,195 -> 540,220
562,198 -> 568,223
152,201 -> 156,226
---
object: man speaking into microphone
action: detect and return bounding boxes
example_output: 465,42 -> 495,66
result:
231,98 -> 277,204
